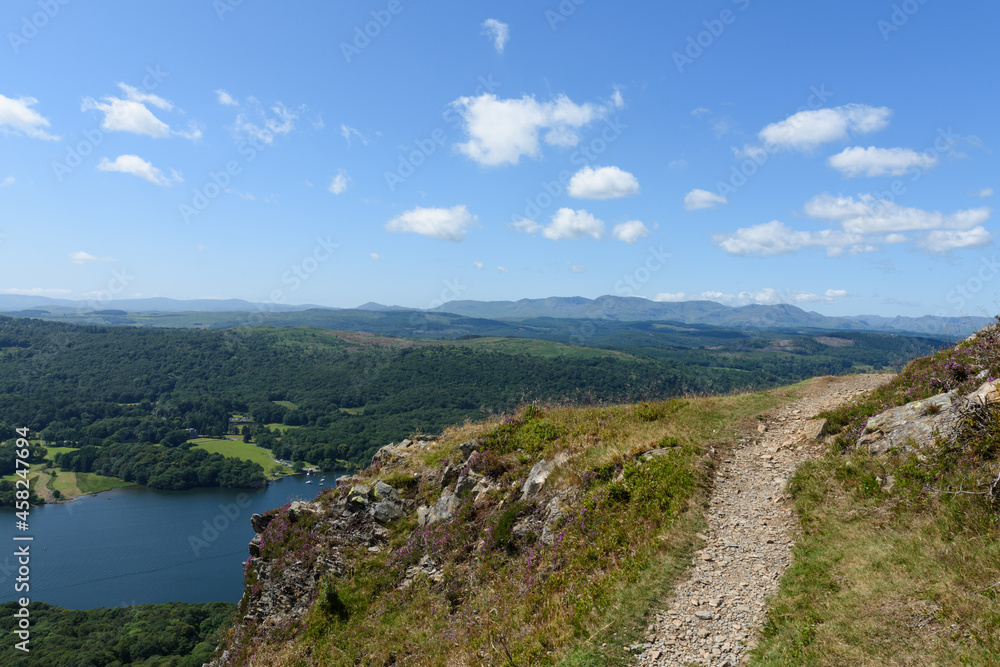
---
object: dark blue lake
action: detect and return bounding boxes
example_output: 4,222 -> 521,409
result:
0,474 -> 340,609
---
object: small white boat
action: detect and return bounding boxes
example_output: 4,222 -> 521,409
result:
305,480 -> 313,484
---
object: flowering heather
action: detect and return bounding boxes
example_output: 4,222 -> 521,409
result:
822,323 -> 1000,447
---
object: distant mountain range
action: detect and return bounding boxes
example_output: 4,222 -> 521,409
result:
0,294 -> 989,336
0,295 -> 327,314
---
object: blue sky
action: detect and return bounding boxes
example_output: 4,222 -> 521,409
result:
1,0 -> 997,318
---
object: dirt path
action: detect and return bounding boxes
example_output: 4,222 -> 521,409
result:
636,374 -> 893,667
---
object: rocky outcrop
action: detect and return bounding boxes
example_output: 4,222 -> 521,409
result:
858,380 -> 999,455
520,451 -> 570,501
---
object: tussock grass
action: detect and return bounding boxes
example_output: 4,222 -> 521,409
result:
751,325 -> 1000,666
228,381 -> 811,666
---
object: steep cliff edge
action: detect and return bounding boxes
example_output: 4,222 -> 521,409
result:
206,385 -> 829,665
206,324 -> 1000,666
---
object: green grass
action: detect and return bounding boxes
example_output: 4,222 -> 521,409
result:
48,470 -> 133,496
265,422 -> 303,432
337,407 -> 364,416
750,328 -> 1000,666
43,446 -> 79,460
272,400 -> 299,410
228,379 -> 814,666
190,438 -> 277,473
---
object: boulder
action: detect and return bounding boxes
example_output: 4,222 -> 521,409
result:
370,481 -> 403,524
250,512 -> 274,534
459,439 -> 480,460
858,391 -> 959,455
520,452 -> 569,501
417,490 -> 460,526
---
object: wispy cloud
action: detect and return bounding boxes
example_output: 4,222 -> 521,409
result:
70,251 -> 116,264
328,170 -> 350,195
97,154 -> 182,186
482,18 -> 509,54
684,188 -> 727,211
82,84 -> 200,140
0,94 -> 58,140
827,146 -> 938,177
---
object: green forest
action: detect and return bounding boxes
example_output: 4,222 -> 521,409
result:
0,601 -> 235,666
0,316 -> 948,504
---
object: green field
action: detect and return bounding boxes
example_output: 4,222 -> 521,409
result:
49,470 -> 133,496
190,438 -> 279,473
44,446 -> 79,459
272,400 -> 298,410
265,422 -> 302,432
337,407 -> 364,416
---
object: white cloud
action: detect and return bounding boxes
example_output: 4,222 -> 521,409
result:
510,218 -> 542,234
70,251 -> 116,264
497,265 -> 509,273
472,261 -> 484,270
370,253 -> 381,260
0,94 -> 58,140
542,208 -> 605,241
715,194 -> 994,258
612,220 -> 650,244
385,205 -> 477,242
668,159 -> 688,170
917,228 -> 993,253
571,264 -> 586,273
328,170 -> 350,195
803,193 -> 991,234
712,220 -> 864,257
758,104 -> 892,151
341,124 -> 370,147
97,154 -> 180,186
974,187 -> 994,198
450,92 -> 617,166
654,287 -> 847,306
0,176 -> 13,187
827,146 -> 938,177
690,107 -> 711,117
482,18 -> 509,54
236,103 -> 297,145
568,166 -> 640,199
684,188 -> 727,211
215,89 -> 239,107
82,84 -> 193,139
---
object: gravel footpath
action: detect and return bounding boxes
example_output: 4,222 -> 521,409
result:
635,374 -> 893,667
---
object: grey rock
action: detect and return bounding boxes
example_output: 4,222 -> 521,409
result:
417,490 -> 460,526
858,391 -> 958,455
520,452 -> 569,501
250,512 -> 273,534
459,439 -> 479,460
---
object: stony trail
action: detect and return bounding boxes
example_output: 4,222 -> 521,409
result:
635,374 -> 893,667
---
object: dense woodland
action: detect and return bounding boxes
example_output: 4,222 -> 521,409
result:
0,316 -> 948,500
0,601 -> 234,666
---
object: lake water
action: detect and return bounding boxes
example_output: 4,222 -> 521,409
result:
0,474 -> 341,610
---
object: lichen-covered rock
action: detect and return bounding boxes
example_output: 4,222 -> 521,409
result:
520,452 -> 569,501
858,391 -> 958,455
417,489 -> 461,526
